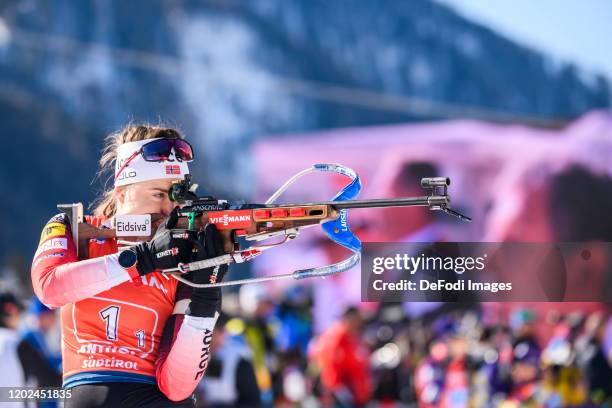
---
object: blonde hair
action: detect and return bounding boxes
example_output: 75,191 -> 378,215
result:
91,124 -> 184,217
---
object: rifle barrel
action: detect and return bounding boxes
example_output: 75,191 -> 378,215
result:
271,195 -> 448,210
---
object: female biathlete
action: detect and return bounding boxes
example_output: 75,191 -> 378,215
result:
31,125 -> 227,407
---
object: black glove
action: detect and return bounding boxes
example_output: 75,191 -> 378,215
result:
131,208 -> 196,275
185,223 -> 228,318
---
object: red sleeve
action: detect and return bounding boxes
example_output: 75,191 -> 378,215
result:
155,282 -> 219,401
31,213 -> 131,308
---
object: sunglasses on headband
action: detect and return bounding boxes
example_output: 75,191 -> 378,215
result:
115,138 -> 194,180
139,138 -> 194,162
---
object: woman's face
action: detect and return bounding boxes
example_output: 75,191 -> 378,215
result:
115,178 -> 180,218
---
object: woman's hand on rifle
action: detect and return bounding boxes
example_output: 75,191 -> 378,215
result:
129,208 -> 197,275
185,223 -> 228,318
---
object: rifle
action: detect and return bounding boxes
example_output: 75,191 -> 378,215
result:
59,164 -> 470,288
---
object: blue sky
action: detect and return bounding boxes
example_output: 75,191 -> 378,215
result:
436,0 -> 612,80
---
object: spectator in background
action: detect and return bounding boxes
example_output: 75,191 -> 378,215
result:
414,316 -> 472,408
276,347 -> 310,406
238,284 -> 280,405
196,315 -> 261,408
575,312 -> 612,404
0,292 -> 27,388
311,306 -> 371,407
540,316 -> 588,406
414,331 -> 450,407
275,285 -> 312,355
500,341 -> 542,407
470,325 -> 513,406
22,296 -> 62,373
510,309 -> 540,352
440,329 -> 470,408
0,292 -> 61,396
21,296 -> 63,408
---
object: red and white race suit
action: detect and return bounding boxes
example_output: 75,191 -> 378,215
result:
31,213 -> 217,401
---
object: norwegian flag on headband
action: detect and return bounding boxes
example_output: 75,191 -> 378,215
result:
165,165 -> 181,175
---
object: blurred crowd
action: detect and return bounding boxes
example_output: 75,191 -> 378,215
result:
2,287 -> 610,408
201,292 -> 612,408
0,293 -> 62,408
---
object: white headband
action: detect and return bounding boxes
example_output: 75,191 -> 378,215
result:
114,138 -> 190,187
